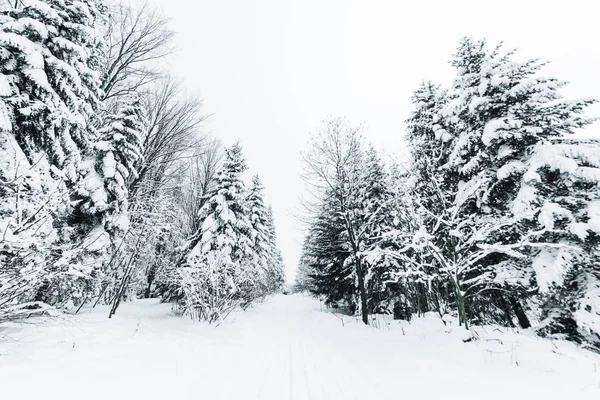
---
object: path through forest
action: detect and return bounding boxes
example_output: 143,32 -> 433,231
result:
1,295 -> 599,399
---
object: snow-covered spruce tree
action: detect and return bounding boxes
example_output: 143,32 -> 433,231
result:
302,119 -> 377,323
357,146 -> 398,314
264,206 -> 285,293
0,93 -> 67,320
247,174 -> 270,296
72,94 -> 147,309
439,38 -> 596,331
402,79 -> 489,327
34,93 -> 147,310
243,175 -> 285,298
298,193 -> 354,311
354,84 -> 456,323
74,94 -> 146,220
386,166 -> 444,320
405,81 -> 452,213
174,142 -> 257,321
0,0 -> 108,315
402,38 -> 597,337
300,121 -> 410,322
517,140 -> 600,348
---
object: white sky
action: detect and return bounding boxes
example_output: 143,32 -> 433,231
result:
152,0 -> 600,283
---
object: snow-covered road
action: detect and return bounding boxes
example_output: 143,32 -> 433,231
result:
1,294 -> 599,399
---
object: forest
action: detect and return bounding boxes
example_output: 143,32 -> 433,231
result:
295,40 -> 600,351
0,0 -> 285,324
0,0 -> 599,356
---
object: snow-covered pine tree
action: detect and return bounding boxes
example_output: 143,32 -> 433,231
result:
406,81 -> 452,209
385,165 -> 439,320
264,206 -> 285,293
517,139 -> 600,348
174,142 -> 257,321
411,37 -> 598,337
193,142 -> 254,261
357,146 -> 398,314
0,0 -> 108,315
402,81 -> 468,322
247,175 -> 269,262
72,94 -> 148,311
405,62 -> 528,328
34,92 -> 148,311
298,188 -> 354,311
245,174 -> 273,297
74,93 -> 146,221
0,94 -> 67,320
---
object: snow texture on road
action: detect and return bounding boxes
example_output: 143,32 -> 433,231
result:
1,294 -> 599,399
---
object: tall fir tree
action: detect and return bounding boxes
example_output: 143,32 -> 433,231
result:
264,206 -> 285,292
191,142 -> 254,262
73,93 -> 146,222
399,37 -> 599,341
521,139 -> 600,347
299,189 -> 355,310
247,175 -> 270,262
358,146 -> 397,313
172,143 -> 258,320
440,38 -> 597,332
0,0 -> 109,313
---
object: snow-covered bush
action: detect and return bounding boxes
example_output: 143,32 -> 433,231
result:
175,250 -> 241,323
0,129 -> 66,319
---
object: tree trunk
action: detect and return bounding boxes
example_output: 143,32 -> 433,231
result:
144,278 -> 153,299
499,295 -> 516,328
508,296 -> 530,329
430,286 -> 444,319
451,277 -> 468,330
355,257 -> 369,325
145,265 -> 156,298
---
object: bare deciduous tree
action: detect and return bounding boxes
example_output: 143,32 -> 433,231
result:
302,118 -> 370,324
177,138 -> 222,237
129,76 -> 209,201
102,1 -> 175,101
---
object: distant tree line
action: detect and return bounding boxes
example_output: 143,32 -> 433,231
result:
0,0 -> 284,323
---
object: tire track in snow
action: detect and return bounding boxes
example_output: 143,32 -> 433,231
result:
288,327 -> 295,400
254,340 -> 276,400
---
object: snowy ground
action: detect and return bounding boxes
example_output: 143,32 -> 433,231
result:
1,294 -> 599,400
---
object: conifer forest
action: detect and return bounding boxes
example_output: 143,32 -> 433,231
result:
0,1 -> 599,399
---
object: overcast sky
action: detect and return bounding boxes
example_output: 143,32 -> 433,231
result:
152,0 -> 600,282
